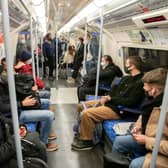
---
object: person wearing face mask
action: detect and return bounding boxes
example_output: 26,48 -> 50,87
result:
112,67 -> 167,168
72,56 -> 145,151
77,55 -> 123,101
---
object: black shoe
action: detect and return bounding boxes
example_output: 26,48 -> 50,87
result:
71,139 -> 93,151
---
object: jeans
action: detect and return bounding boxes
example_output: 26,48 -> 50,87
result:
19,109 -> 54,144
112,135 -> 146,168
40,98 -> 50,110
39,90 -> 51,99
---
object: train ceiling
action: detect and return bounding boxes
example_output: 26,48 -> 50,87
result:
47,0 -> 90,30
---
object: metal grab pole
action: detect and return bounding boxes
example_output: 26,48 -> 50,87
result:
41,33 -> 44,78
150,74 -> 168,168
83,18 -> 88,75
1,1 -> 24,168
95,8 -> 103,99
36,23 -> 40,78
56,29 -> 59,81
30,16 -> 36,81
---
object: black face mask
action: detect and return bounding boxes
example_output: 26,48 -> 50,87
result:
124,66 -> 131,74
144,91 -> 153,100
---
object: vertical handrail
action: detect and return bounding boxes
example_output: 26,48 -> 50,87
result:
30,15 -> 36,81
95,8 -> 103,99
0,0 -> 24,168
41,33 -> 44,79
150,74 -> 168,168
36,22 -> 40,78
83,18 -> 88,75
56,29 -> 59,81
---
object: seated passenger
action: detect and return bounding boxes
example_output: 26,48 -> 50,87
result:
14,50 -> 45,89
0,57 -> 7,76
71,56 -> 145,151
77,55 -> 123,101
112,68 -> 167,168
0,76 -> 57,152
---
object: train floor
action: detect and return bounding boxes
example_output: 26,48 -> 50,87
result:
45,78 -> 104,168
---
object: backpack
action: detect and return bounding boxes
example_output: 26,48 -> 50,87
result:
21,132 -> 47,162
23,157 -> 48,168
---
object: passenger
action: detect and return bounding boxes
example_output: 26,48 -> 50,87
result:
61,45 -> 75,82
71,56 -> 145,150
0,76 -> 58,151
112,68 -> 168,168
0,57 -> 7,76
70,37 -> 84,83
42,33 -> 55,80
14,50 -> 45,89
77,55 -> 123,101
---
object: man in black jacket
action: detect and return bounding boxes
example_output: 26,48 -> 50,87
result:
71,56 -> 145,151
77,55 -> 123,101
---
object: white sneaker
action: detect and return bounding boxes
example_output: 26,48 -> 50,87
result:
66,78 -> 75,83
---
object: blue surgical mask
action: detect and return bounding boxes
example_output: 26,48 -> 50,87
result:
27,58 -> 32,64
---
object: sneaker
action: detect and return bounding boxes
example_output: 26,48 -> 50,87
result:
71,139 -> 93,151
48,133 -> 57,140
46,143 -> 58,152
66,77 -> 75,84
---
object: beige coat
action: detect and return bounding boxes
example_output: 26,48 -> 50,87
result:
135,107 -> 168,168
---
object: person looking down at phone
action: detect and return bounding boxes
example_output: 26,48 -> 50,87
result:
112,67 -> 168,168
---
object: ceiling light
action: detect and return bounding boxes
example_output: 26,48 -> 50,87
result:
77,2 -> 98,20
93,0 -> 113,7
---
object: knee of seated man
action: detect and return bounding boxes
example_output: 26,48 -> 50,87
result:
77,103 -> 84,113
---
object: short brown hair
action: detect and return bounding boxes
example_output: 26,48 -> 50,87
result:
127,56 -> 143,70
142,67 -> 167,88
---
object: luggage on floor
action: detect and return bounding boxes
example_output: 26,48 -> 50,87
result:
103,152 -> 130,168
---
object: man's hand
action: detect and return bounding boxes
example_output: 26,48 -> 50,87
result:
22,96 -> 37,107
133,134 -> 146,144
100,96 -> 111,105
32,84 -> 38,91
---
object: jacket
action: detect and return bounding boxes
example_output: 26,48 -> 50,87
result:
0,76 -> 21,115
82,64 -> 123,87
135,107 -> 168,168
0,113 -> 16,167
105,73 -> 145,117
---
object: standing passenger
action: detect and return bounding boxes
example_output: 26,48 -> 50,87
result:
70,37 -> 84,83
71,56 -> 145,150
43,33 -> 55,80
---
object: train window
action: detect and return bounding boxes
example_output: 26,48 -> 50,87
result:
123,47 -> 168,72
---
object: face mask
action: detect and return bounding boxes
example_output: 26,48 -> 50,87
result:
27,58 -> 32,64
124,66 -> 131,73
20,39 -> 26,44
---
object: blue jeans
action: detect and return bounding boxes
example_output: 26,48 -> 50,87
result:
19,109 -> 54,144
40,98 -> 50,110
39,90 -> 50,99
129,156 -> 145,168
112,135 -> 146,168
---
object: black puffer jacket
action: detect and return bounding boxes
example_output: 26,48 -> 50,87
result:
82,64 -> 123,87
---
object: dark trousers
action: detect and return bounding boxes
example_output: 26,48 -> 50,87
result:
48,57 -> 54,77
77,85 -> 96,102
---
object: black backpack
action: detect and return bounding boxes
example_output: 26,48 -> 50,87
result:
23,157 -> 48,168
21,132 -> 47,162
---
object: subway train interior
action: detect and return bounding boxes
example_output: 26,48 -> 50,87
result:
0,0 -> 168,168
